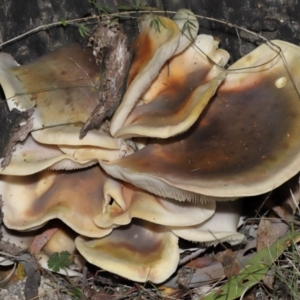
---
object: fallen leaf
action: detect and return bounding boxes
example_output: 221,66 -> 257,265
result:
257,218 -> 278,251
221,249 -> 240,278
186,255 -> 217,269
29,228 -> 57,254
262,268 -> 275,290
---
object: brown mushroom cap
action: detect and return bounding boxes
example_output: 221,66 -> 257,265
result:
110,10 -> 198,136
94,183 -> 215,228
114,35 -> 228,139
0,44 -> 100,130
101,40 -> 300,200
1,165 -> 112,238
75,219 -> 179,283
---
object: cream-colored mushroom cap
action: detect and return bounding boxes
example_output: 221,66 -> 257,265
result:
0,135 -> 95,176
31,124 -> 119,149
76,219 -> 179,283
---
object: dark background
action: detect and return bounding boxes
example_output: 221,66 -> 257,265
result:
0,0 -> 299,63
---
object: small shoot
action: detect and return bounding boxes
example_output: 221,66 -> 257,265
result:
88,0 -> 112,15
72,287 -> 84,300
47,251 -> 72,272
60,18 -> 67,27
78,24 -> 91,38
60,18 -> 92,39
182,18 -> 197,41
150,16 -> 168,33
117,0 -> 142,11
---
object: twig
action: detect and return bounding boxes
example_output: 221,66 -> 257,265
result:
0,16 -> 101,49
179,248 -> 206,266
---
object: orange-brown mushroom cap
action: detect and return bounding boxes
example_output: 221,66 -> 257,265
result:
101,40 -> 300,200
110,10 -> 198,136
115,35 -> 229,139
75,219 -> 179,283
0,165 -> 113,238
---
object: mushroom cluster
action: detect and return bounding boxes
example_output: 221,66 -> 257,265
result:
0,9 -> 300,283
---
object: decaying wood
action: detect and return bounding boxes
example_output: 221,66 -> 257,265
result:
0,103 -> 34,168
80,22 -> 132,138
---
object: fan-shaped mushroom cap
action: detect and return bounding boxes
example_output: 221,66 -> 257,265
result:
0,165 -> 112,238
110,10 -> 198,136
0,135 -> 95,175
75,219 -> 179,283
101,40 -> 300,200
94,183 -> 215,228
0,44 -> 100,130
114,34 -> 228,139
31,124 -> 119,149
170,200 -> 244,245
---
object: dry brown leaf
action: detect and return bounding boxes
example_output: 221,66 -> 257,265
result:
257,218 -> 278,251
91,294 -> 115,300
220,249 -> 240,278
29,228 -> 57,254
186,256 -> 217,269
263,268 -> 275,290
242,286 -> 257,300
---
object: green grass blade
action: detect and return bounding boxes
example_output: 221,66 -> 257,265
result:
202,231 -> 300,300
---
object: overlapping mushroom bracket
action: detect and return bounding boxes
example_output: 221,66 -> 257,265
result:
1,8 -> 299,284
